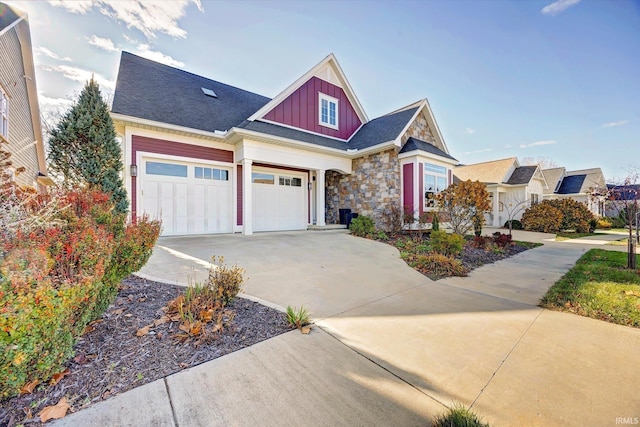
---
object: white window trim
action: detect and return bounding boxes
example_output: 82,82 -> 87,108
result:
423,164 -> 449,210
318,92 -> 339,130
1,88 -> 8,139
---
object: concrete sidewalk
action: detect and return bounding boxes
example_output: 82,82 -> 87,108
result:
53,231 -> 640,426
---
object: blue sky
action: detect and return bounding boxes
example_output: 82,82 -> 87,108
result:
5,0 -> 639,181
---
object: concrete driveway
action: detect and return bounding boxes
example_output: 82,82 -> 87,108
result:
45,230 -> 636,427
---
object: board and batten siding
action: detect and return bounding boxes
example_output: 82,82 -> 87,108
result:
0,27 -> 39,187
262,76 -> 361,140
130,135 -> 234,218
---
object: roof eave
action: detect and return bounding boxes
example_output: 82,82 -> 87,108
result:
110,113 -> 228,141
398,149 -> 458,165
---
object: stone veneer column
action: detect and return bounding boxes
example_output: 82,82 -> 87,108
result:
316,169 -> 326,226
242,159 -> 253,235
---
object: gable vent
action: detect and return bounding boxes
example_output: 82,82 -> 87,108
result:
201,87 -> 217,98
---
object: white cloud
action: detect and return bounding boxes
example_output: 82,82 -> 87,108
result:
541,0 -> 581,16
47,0 -> 94,14
519,140 -> 558,148
602,120 -> 629,128
34,46 -> 71,62
504,144 -> 512,148
134,44 -> 184,67
463,128 -> 475,134
48,0 -> 203,39
87,35 -> 118,52
40,64 -> 115,90
39,94 -> 74,109
461,148 -> 493,155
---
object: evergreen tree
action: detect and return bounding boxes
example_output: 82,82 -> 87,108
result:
48,78 -> 128,213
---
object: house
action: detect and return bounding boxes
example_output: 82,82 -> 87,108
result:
541,167 -> 606,216
111,52 -> 458,236
604,184 -> 639,219
0,3 -> 50,188
453,157 -> 547,227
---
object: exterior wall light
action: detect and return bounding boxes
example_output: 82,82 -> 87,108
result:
130,164 -> 138,177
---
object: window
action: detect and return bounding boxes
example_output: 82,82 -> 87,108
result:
279,176 -> 302,187
252,173 -> 274,184
318,93 -> 338,129
146,161 -> 187,177
195,166 -> 229,181
1,89 -> 8,139
424,163 -> 448,208
531,193 -> 539,205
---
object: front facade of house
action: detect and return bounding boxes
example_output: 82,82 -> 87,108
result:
542,167 -> 606,216
0,3 -> 49,188
111,52 -> 457,235
453,158 -> 546,227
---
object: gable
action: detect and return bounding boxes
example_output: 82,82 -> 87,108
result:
261,76 -> 362,140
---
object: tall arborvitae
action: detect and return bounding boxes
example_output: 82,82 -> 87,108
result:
48,78 -> 128,213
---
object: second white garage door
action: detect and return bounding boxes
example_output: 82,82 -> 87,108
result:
252,168 -> 308,232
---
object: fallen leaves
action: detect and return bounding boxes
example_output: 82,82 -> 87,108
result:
19,379 -> 39,395
39,397 -> 70,422
50,368 -> 71,386
300,326 -> 312,335
136,325 -> 151,337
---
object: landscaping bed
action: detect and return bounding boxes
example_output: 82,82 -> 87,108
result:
541,249 -> 640,327
379,232 -> 541,280
0,276 -> 291,427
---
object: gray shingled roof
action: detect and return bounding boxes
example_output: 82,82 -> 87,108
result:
0,3 -> 22,32
112,52 -> 271,133
557,175 -> 586,194
506,166 -> 537,185
400,137 -> 458,161
111,52 -> 449,155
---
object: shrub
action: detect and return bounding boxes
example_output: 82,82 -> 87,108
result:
472,236 -> 492,249
380,204 -> 405,236
596,218 -> 612,229
285,305 -> 310,329
545,198 -> 595,233
433,404 -> 490,427
0,187 -> 161,399
429,230 -> 465,257
207,256 -> 245,306
432,213 -> 440,231
375,231 -> 389,241
349,215 -> 376,237
521,201 -> 563,233
492,232 -> 513,248
504,219 -> 523,230
413,253 -> 468,278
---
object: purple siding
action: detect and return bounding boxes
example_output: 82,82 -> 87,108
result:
262,77 -> 361,140
131,135 -> 234,218
403,163 -> 414,214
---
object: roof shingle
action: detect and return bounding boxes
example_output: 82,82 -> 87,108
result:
399,137 -> 457,161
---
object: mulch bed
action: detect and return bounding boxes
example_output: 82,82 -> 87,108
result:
0,276 -> 291,427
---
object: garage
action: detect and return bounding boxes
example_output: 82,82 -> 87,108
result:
252,167 -> 308,232
140,158 -> 232,235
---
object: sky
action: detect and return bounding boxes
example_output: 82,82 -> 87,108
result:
3,0 -> 639,182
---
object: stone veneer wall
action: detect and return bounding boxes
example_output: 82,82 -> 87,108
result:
401,114 -> 444,151
326,148 -> 400,227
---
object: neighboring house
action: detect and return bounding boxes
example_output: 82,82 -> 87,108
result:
111,52 -> 458,236
453,157 -> 546,227
541,167 -> 606,216
604,184 -> 639,219
0,3 -> 49,188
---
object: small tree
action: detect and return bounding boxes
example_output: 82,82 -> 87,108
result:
435,180 -> 491,236
603,167 -> 639,269
501,196 -> 530,236
48,78 -> 128,213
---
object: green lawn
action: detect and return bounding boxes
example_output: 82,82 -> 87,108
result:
541,249 -> 640,327
555,232 -> 601,241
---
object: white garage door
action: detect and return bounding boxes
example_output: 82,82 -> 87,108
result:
252,168 -> 307,232
141,159 -> 232,236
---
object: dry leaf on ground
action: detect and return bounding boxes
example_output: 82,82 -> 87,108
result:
136,325 -> 151,337
300,326 -> 312,335
50,368 -> 70,386
19,379 -> 39,395
39,397 -> 70,422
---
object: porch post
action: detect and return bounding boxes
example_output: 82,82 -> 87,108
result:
242,159 -> 253,235
316,169 -> 326,226
493,189 -> 500,227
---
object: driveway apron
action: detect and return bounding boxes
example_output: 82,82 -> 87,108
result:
131,231 -> 640,426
